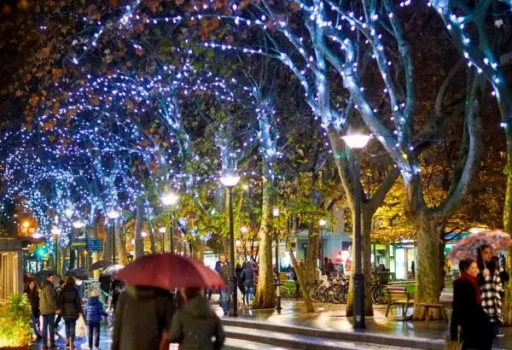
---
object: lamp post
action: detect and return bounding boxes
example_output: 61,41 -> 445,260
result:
107,209 -> 120,264
342,133 -> 371,329
159,227 -> 166,253
161,192 -> 179,253
72,220 -> 86,269
319,219 -> 327,270
51,226 -> 61,272
220,172 -> 241,317
272,207 -> 282,312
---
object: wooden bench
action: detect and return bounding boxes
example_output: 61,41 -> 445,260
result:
418,289 -> 453,322
386,286 -> 413,318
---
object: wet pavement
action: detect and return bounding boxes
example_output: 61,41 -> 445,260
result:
31,299 -> 512,349
221,299 -> 512,349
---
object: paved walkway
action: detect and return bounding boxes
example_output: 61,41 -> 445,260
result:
220,299 -> 512,349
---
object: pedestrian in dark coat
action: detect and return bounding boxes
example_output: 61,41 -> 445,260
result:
167,287 -> 225,350
24,280 -> 42,339
57,277 -> 83,349
112,285 -> 175,350
450,259 -> 494,350
54,279 -> 65,331
240,262 -> 255,305
235,263 -> 245,298
85,290 -> 108,349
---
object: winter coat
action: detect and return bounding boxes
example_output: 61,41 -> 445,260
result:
450,278 -> 494,350
240,264 -> 255,286
168,296 -> 225,350
112,285 -> 176,350
58,285 -> 83,321
24,287 -> 40,317
477,258 -> 507,324
214,261 -> 231,285
39,280 -> 58,315
99,274 -> 111,294
85,296 -> 107,324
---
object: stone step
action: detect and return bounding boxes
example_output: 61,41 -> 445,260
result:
224,338 -> 294,350
222,318 -> 444,350
224,325 -> 411,350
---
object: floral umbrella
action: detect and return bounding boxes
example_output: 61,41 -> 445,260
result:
448,229 -> 512,262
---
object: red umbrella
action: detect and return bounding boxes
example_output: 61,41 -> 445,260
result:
114,253 -> 225,290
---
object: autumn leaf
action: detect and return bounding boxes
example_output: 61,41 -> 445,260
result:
29,95 -> 39,107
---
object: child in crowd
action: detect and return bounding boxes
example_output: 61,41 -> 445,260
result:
84,290 -> 108,350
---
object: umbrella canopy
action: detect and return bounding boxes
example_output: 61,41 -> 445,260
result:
103,264 -> 124,276
89,260 -> 113,271
114,253 -> 225,290
448,229 -> 512,262
34,270 -> 62,284
65,268 -> 88,278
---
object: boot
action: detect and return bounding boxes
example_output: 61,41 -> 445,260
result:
70,339 -> 75,350
66,337 -> 70,349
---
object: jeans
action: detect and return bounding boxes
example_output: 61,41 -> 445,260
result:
88,323 -> 100,348
244,282 -> 254,304
42,314 -> 56,346
219,289 -> 229,314
64,319 -> 76,341
30,313 -> 41,336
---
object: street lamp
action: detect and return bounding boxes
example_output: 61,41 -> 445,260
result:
273,207 -> 282,312
342,133 -> 371,329
107,209 -> 120,264
319,219 -> 327,272
161,192 -> 179,253
220,172 -> 240,317
51,226 -> 60,272
72,220 -> 85,229
64,208 -> 74,219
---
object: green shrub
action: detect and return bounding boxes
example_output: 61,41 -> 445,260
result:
0,294 -> 32,347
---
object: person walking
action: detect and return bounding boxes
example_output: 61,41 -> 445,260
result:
24,280 -> 42,340
112,285 -> 176,350
40,273 -> 59,349
54,279 -> 65,335
235,263 -> 245,304
214,254 -> 231,316
449,259 -> 494,350
240,261 -> 255,306
109,279 -> 124,312
477,244 -> 509,338
84,290 -> 108,350
58,277 -> 83,350
166,287 -> 225,350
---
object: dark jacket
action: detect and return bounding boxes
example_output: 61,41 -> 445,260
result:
85,296 -> 107,324
58,285 -> 83,321
214,261 -> 231,284
40,280 -> 58,315
99,274 -> 112,293
112,285 -> 175,350
24,287 -> 40,317
168,295 -> 225,350
240,264 -> 255,285
450,278 -> 493,349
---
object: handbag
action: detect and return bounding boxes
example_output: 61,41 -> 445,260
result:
75,315 -> 87,338
444,340 -> 461,350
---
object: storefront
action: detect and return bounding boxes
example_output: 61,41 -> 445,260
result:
0,237 -> 25,299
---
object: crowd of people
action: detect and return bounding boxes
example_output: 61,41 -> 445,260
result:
24,270 -> 225,350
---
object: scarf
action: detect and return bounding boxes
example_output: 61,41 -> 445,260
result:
461,272 -> 481,304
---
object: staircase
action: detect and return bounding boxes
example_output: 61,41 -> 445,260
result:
222,318 -> 444,350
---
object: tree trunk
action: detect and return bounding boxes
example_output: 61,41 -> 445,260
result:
412,212 -> 443,319
304,224 -> 320,286
103,222 -> 112,263
116,223 -> 128,266
253,177 -> 275,309
288,244 -> 314,312
88,220 -> 100,279
502,125 -> 512,325
346,208 -> 374,316
148,224 -> 156,254
134,205 -> 144,259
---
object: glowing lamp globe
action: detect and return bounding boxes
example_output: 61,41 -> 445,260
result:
341,134 -> 371,149
51,226 -> 61,235
319,219 -> 327,227
272,208 -> 280,217
158,227 -> 166,233
219,173 -> 240,188
240,226 -> 248,234
161,192 -> 179,206
64,208 -> 74,219
107,210 -> 120,219
72,221 -> 85,229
